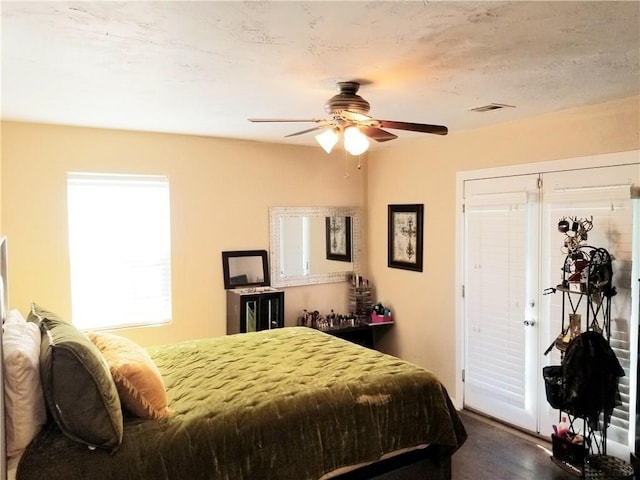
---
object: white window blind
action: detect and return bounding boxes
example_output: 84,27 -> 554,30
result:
67,173 -> 172,330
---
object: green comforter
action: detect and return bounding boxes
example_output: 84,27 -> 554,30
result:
18,327 -> 466,480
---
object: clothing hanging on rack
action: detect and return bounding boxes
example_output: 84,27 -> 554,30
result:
561,331 -> 625,430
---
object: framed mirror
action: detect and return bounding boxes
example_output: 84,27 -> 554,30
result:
269,206 -> 361,287
221,250 -> 270,289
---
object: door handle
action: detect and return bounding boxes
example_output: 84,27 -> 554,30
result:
524,319 -> 536,327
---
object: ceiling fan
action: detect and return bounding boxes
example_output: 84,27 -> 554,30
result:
248,81 -> 447,155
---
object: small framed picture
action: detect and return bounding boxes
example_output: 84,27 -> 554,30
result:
325,216 -> 352,262
388,204 -> 423,271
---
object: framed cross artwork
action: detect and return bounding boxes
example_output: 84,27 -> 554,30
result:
387,204 -> 424,272
325,216 -> 352,262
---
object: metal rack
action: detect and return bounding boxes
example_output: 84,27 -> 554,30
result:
546,245 -> 615,476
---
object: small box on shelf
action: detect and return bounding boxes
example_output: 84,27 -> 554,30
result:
370,313 -> 393,324
568,281 -> 585,293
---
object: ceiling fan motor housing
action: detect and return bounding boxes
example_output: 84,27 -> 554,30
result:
325,81 -> 371,115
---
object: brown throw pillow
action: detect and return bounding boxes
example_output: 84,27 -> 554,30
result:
88,332 -> 170,419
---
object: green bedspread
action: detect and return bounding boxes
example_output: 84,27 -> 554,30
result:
17,327 -> 466,480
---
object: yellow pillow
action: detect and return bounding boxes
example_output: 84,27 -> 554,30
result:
88,332 -> 170,419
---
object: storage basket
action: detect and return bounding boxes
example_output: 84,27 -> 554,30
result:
552,434 -> 587,467
370,313 -> 392,324
584,455 -> 634,480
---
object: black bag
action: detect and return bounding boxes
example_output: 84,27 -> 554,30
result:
543,365 -> 565,409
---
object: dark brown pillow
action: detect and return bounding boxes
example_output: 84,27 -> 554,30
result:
29,303 -> 123,452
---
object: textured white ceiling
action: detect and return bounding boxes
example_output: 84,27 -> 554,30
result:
2,1 -> 639,148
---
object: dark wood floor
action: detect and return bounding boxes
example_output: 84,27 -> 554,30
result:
452,410 -> 579,480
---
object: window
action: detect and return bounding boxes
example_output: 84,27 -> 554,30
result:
67,173 -> 172,330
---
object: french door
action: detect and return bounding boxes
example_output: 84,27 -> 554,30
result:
463,174 -> 540,431
462,160 -> 639,456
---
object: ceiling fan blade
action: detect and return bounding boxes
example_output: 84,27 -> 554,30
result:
377,120 -> 448,135
360,126 -> 398,142
284,125 -> 327,137
248,118 -> 321,123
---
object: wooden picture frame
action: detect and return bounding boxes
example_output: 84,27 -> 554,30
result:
325,216 -> 352,262
388,204 -> 424,271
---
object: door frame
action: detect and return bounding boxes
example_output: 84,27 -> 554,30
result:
454,151 -> 640,427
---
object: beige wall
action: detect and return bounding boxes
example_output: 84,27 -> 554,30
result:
1,95 -> 638,397
0,122 -> 366,347
366,95 -> 640,400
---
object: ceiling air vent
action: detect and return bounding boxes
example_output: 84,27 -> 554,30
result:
469,103 -> 515,112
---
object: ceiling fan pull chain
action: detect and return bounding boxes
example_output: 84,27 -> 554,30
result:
344,150 -> 350,179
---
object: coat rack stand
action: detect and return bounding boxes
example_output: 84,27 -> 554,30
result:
544,243 -> 631,478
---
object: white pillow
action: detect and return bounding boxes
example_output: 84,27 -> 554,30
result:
5,309 -> 26,326
2,309 -> 47,456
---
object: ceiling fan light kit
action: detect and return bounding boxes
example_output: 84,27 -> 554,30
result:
249,80 -> 448,155
316,128 -> 339,154
316,126 -> 369,155
343,126 -> 369,155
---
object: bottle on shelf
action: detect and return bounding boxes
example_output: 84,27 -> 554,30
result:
556,415 -> 570,438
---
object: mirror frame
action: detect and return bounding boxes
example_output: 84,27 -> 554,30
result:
221,250 -> 270,289
269,206 -> 361,287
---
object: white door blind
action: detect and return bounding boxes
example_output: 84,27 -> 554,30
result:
466,203 -> 527,400
67,173 -> 172,330
541,165 -> 638,457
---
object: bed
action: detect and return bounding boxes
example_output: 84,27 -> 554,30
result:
0,237 -> 466,480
